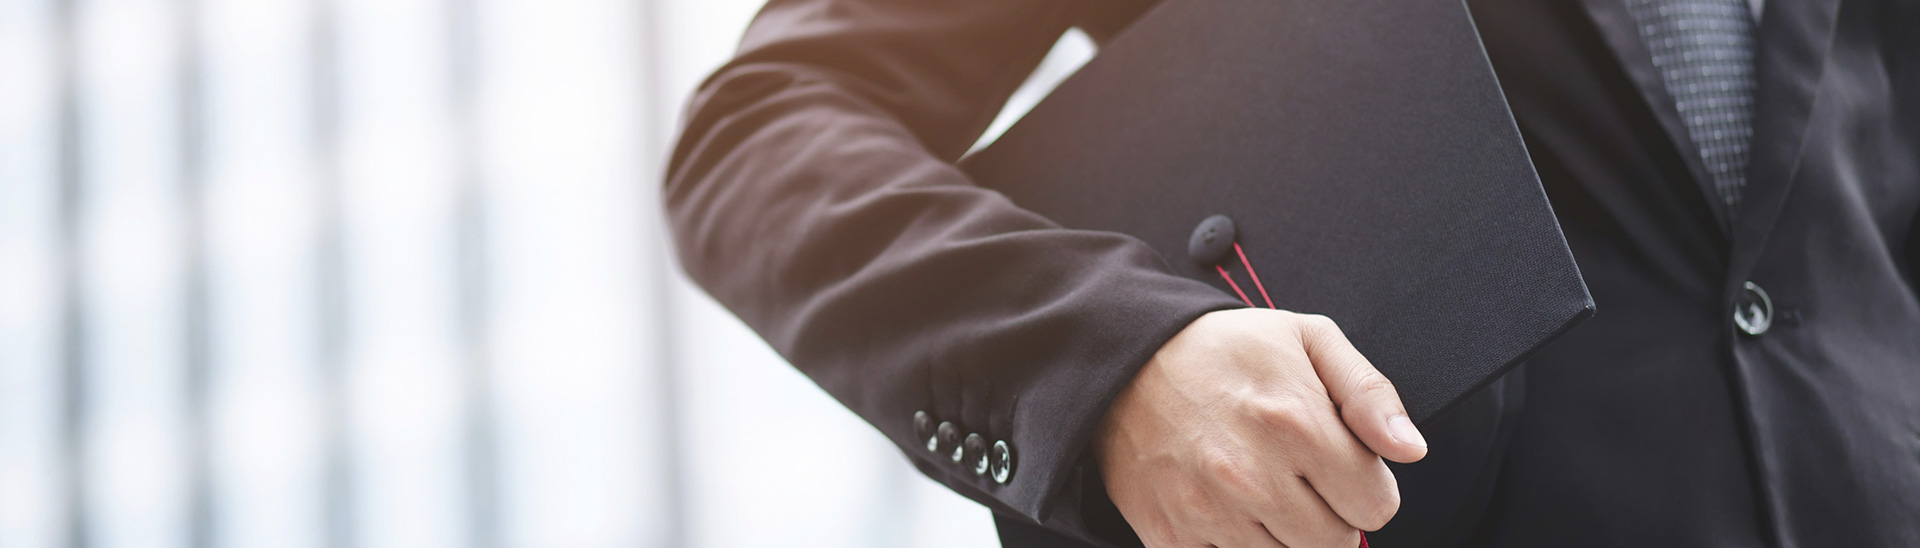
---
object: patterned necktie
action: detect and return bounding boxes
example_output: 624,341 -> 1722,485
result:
1623,0 -> 1759,209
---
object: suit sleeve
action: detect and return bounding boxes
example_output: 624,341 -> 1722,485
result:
662,0 -> 1241,543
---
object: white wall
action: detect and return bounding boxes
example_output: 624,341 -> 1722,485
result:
0,0 -> 1098,546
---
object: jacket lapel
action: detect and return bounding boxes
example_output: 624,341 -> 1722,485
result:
1726,0 -> 1842,281
1575,0 -> 1733,233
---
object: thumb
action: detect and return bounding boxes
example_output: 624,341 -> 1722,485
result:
1296,314 -> 1428,464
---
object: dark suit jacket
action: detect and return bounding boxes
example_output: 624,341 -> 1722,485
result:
663,0 -> 1920,545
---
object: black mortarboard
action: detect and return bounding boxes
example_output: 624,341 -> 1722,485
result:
960,0 -> 1594,424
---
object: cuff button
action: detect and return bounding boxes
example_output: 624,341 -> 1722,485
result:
914,411 -> 937,452
936,421 -> 962,461
963,434 -> 989,476
989,440 -> 1016,484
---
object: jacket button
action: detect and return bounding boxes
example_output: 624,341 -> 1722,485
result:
1734,281 -> 1773,336
989,440 -> 1016,484
963,434 -> 989,476
937,422 -> 963,462
1188,214 -> 1237,265
914,411 -> 937,452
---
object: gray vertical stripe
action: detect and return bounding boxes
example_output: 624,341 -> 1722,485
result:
174,0 -> 216,545
52,0 -> 90,546
18,3 -> 767,547
638,1 -> 687,545
447,0 -> 499,545
310,0 -> 354,546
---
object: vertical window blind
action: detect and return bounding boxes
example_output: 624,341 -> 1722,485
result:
0,1 -> 1095,546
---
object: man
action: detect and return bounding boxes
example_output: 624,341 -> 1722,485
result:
663,0 -> 1920,546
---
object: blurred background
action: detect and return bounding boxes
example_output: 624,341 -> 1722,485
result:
0,0 -> 1095,546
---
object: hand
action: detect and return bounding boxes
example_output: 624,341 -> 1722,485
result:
1093,308 -> 1428,548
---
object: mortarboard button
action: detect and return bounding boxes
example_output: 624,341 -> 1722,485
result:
1188,214 -> 1237,266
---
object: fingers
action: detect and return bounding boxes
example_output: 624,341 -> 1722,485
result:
1133,485 -> 1285,548
1202,521 -> 1289,548
1146,517 -> 1287,548
1106,309 -> 1411,547
1253,475 -> 1364,548
1299,433 -> 1401,531
1248,385 -> 1401,532
1295,314 -> 1428,464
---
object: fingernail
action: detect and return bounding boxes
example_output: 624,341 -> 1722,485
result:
1387,415 -> 1426,448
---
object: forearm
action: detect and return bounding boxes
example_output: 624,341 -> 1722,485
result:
664,0 -> 1241,542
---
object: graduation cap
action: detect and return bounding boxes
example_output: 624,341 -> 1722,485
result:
960,0 -> 1594,424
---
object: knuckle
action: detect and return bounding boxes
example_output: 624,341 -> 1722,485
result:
1355,488 -> 1402,531
1349,373 -> 1398,402
1350,466 -> 1402,531
1376,486 -> 1405,527
1294,519 -> 1362,548
1254,400 -> 1316,437
1201,452 -> 1263,499
1173,484 -> 1215,517
1298,313 -> 1340,334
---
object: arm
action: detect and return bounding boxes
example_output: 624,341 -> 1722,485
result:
665,2 -> 1430,546
664,0 -> 1240,541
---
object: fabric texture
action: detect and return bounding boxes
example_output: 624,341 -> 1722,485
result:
663,1 -> 1245,544
1623,0 -> 1759,208
664,0 -> 1920,545
958,0 -> 1592,427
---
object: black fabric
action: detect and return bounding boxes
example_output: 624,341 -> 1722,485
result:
666,2 -> 1245,543
997,512 -> 1107,548
958,0 -> 1594,426
663,0 -> 1920,544
1462,0 -> 1771,544
1464,0 -> 1920,544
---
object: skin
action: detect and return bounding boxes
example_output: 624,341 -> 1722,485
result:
1095,308 -> 1429,548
